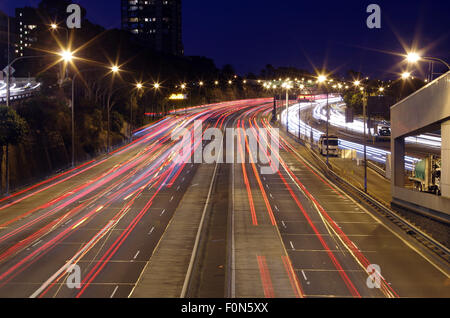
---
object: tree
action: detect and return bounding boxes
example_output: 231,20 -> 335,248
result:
0,106 -> 28,194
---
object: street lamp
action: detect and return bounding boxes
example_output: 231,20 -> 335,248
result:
401,72 -> 411,80
51,25 -> 70,83
59,49 -> 73,63
406,52 -> 420,64
355,82 -> 368,193
318,75 -> 327,83
282,82 -> 292,133
106,65 -> 121,154
129,82 -> 144,142
317,74 -> 330,164
111,65 -> 120,74
405,52 -> 449,81
405,52 -> 449,69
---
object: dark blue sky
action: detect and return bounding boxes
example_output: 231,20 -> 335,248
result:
1,0 -> 449,78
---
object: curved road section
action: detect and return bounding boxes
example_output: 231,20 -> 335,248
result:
0,99 -> 448,298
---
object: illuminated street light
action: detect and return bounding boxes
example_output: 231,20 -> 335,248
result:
199,81 -> 204,86
181,84 -> 186,89
406,52 -> 421,63
136,83 -> 143,89
51,23 -> 58,30
354,80 -> 361,87
153,83 -> 160,89
379,87 -> 385,92
317,74 -> 330,164
402,72 -> 411,80
59,50 -> 73,62
317,75 -> 327,83
111,65 -> 120,73
214,81 -> 219,85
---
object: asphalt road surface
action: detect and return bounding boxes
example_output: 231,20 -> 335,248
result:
0,99 -> 448,298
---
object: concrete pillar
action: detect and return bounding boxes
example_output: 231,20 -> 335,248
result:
441,120 -> 450,198
393,137 -> 405,188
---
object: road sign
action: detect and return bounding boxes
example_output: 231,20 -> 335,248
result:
169,93 -> 187,100
345,107 -> 354,123
3,66 -> 15,75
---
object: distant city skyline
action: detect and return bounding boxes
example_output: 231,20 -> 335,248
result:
0,0 -> 449,79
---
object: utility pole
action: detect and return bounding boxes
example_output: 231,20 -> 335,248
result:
298,103 -> 301,139
286,89 -> 289,133
5,16 -> 10,195
363,92 -> 368,193
71,72 -> 76,167
272,96 -> 276,122
326,90 -> 329,165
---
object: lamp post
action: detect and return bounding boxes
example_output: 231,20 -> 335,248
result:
354,80 -> 368,193
130,82 -> 144,142
105,65 -> 121,154
50,24 -> 70,83
405,52 -> 449,81
283,82 -> 292,133
362,88 -> 368,193
298,84 -> 304,140
317,75 -> 329,164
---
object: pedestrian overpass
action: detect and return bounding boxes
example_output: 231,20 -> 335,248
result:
391,71 -> 450,219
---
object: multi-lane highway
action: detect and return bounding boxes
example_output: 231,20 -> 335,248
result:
0,98 -> 448,298
0,80 -> 41,103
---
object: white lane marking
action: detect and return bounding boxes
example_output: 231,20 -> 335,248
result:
133,251 -> 140,260
289,241 -> 295,250
169,196 -> 174,202
177,185 -> 180,191
180,128 -> 224,298
64,219 -> 72,225
265,184 -> 269,189
30,220 -> 115,298
110,285 -> 119,298
269,193 -> 273,199
148,227 -> 155,235
301,270 -> 308,281
275,205 -> 279,211
32,240 -> 43,247
281,221 -> 287,229
160,209 -> 166,216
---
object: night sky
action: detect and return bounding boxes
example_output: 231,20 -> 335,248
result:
1,0 -> 449,79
